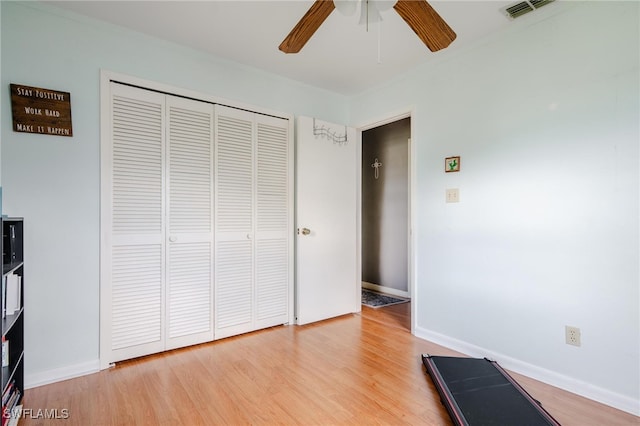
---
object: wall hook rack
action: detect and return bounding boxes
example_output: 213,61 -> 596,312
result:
313,118 -> 348,145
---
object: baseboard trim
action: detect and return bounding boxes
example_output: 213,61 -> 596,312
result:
362,282 -> 409,299
25,359 -> 100,389
414,326 -> 640,416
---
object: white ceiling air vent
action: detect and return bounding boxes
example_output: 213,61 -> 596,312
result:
504,0 -> 555,19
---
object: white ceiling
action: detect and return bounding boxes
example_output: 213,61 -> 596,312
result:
45,0 -> 567,95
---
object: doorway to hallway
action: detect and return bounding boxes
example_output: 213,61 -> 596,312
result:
360,116 -> 411,331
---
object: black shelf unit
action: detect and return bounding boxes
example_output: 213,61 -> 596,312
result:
2,217 -> 24,425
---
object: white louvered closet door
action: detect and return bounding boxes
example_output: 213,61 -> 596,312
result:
165,96 -> 214,350
214,106 -> 291,339
214,106 -> 255,339
255,115 -> 290,330
102,80 -> 291,366
103,84 -> 216,365
105,83 -> 167,363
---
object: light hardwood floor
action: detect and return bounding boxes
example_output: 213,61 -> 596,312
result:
19,303 -> 639,425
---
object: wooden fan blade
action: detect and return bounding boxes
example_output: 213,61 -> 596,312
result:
279,0 -> 336,54
393,0 -> 456,52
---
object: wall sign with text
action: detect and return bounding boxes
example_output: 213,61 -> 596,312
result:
10,84 -> 73,137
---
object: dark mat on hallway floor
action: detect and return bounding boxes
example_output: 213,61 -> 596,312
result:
361,288 -> 409,308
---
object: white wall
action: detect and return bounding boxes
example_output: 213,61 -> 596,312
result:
0,2 -> 347,385
350,1 -> 639,413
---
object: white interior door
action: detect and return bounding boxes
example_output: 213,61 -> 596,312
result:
296,116 -> 358,325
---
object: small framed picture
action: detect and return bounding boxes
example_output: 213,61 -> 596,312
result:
445,156 -> 460,173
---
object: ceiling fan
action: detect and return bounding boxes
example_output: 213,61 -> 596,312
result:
279,0 -> 456,54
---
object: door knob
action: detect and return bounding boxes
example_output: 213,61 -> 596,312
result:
169,236 -> 177,242
298,228 -> 311,236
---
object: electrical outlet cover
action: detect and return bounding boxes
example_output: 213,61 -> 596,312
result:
565,326 -> 581,347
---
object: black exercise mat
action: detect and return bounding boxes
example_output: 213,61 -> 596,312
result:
422,355 -> 561,426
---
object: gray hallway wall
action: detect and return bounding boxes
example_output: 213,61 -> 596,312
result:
361,118 -> 410,293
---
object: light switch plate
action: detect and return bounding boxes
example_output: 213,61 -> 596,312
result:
446,188 -> 459,203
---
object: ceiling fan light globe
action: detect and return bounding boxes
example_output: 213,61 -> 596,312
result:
334,0 -> 358,16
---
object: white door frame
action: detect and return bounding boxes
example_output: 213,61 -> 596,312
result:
355,108 -> 416,333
